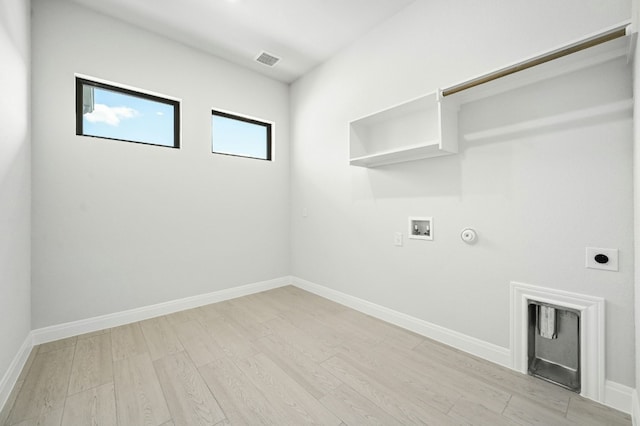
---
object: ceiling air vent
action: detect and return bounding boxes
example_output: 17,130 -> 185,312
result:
255,51 -> 280,67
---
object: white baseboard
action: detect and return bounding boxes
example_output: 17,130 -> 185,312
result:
32,276 -> 291,345
291,276 -> 511,367
291,276 -> 636,414
0,334 -> 33,414
604,380 -> 634,414
12,275 -> 637,417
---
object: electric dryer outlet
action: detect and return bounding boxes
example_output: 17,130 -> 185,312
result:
585,247 -> 618,271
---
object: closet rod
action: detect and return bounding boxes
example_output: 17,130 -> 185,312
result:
442,26 -> 628,97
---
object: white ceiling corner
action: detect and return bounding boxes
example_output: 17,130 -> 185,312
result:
71,0 -> 416,83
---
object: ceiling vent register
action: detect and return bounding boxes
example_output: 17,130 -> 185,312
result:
255,51 -> 280,67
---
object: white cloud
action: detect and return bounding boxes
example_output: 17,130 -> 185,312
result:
84,103 -> 139,126
156,111 -> 164,116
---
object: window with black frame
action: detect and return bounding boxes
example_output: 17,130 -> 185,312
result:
76,77 -> 180,149
211,110 -> 272,160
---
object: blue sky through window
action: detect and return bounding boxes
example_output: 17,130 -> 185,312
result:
83,86 -> 176,147
212,113 -> 270,160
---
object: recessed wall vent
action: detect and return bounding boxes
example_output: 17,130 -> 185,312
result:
255,51 -> 280,67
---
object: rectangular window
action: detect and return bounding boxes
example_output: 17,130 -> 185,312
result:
76,77 -> 180,148
211,110 -> 272,160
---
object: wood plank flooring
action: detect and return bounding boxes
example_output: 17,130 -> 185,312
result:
1,286 -> 632,425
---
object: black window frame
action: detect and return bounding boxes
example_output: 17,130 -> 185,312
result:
75,77 -> 181,149
211,109 -> 273,161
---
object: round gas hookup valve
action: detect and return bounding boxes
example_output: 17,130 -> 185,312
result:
460,228 -> 477,244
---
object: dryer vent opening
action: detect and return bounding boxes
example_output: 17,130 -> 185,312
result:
527,301 -> 581,393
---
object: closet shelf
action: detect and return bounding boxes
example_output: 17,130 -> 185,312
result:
348,92 -> 458,168
350,139 -> 448,167
348,23 -> 634,168
444,28 -> 635,105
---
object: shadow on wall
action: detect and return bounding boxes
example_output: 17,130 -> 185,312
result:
0,23 -> 28,185
350,154 -> 462,200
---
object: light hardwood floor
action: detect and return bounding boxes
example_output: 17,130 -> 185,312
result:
0,286 -> 632,425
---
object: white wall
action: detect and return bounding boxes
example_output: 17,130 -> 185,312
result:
0,0 -> 31,390
633,0 -> 640,414
290,0 -> 635,386
31,0 -> 290,328
25,0 -> 638,394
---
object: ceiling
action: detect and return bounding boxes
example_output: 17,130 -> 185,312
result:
72,0 -> 416,83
